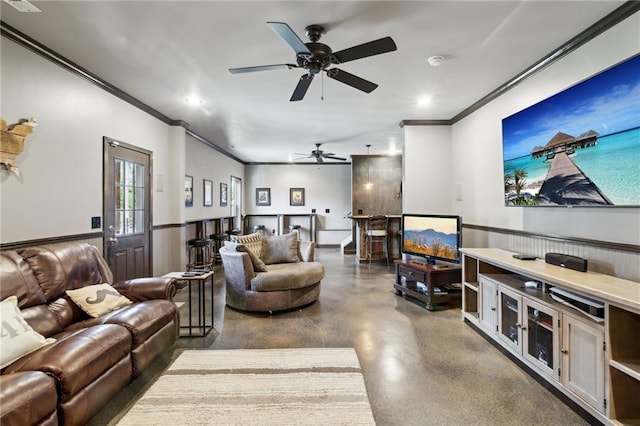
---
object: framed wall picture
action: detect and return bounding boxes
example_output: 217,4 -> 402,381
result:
184,175 -> 193,207
290,188 -> 305,206
502,54 -> 640,207
203,179 -> 213,207
256,188 -> 271,206
220,182 -> 228,206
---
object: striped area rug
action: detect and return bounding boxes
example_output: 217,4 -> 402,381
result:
117,348 -> 375,425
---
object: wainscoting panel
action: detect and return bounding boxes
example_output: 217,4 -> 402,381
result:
462,226 -> 639,282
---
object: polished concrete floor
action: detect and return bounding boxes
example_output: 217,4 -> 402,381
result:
94,247 -> 594,425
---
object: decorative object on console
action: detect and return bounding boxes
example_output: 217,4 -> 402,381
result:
502,54 -> 640,207
545,252 -> 588,272
0,117 -> 37,176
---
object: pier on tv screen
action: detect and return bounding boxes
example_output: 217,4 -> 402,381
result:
502,54 -> 640,207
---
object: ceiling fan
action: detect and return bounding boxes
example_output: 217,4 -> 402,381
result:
296,143 -> 347,163
229,22 -> 397,101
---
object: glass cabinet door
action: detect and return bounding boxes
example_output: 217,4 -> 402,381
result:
498,286 -> 521,353
479,276 -> 498,333
523,298 -> 559,379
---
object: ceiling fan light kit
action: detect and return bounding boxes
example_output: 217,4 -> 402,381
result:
229,21 -> 397,101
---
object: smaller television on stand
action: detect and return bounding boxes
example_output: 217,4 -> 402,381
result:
401,213 -> 462,267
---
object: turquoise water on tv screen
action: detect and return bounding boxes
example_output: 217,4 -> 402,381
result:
504,127 -> 640,206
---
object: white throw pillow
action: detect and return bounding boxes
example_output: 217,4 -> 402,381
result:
66,283 -> 132,318
0,296 -> 56,369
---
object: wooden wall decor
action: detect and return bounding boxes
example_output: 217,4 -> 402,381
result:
0,117 -> 37,176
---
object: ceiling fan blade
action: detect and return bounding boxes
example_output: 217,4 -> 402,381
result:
326,68 -> 378,93
267,22 -> 312,56
331,36 -> 397,64
229,64 -> 297,74
290,74 -> 314,101
323,155 -> 347,161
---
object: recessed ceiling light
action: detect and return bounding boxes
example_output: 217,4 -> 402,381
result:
417,96 -> 431,107
185,96 -> 203,106
3,0 -> 40,12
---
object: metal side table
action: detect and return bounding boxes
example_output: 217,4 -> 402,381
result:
164,271 -> 214,337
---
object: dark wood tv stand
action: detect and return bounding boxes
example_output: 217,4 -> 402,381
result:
394,260 -> 462,310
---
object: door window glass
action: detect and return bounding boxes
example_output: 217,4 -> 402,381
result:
114,158 -> 145,236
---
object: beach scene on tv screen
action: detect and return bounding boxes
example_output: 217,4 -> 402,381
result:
502,54 -> 640,207
403,217 -> 458,261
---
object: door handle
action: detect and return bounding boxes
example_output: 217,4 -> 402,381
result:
108,237 -> 118,245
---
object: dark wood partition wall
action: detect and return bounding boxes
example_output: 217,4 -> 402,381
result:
351,155 -> 402,216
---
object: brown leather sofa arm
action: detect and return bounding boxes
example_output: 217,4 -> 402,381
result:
113,277 -> 178,302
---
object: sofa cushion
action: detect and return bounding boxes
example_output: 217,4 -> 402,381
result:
0,296 -> 56,369
0,251 -> 46,308
250,262 -> 324,292
68,299 -> 178,347
19,244 -> 113,302
66,283 -> 133,318
224,241 -> 268,272
230,232 -> 263,260
2,324 -> 132,398
261,232 -> 300,265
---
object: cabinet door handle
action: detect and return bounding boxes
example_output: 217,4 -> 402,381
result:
561,349 -> 568,354
491,307 -> 496,311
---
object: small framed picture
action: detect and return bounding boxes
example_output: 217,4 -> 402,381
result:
256,188 -> 271,206
203,179 -> 213,207
290,188 -> 305,206
184,175 -> 193,207
220,182 -> 228,207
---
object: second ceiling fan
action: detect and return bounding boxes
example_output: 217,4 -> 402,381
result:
229,22 -> 397,101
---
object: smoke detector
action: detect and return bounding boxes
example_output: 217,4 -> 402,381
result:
3,0 -> 41,12
427,55 -> 445,67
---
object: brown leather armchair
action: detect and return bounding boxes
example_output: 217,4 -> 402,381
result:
0,243 -> 179,426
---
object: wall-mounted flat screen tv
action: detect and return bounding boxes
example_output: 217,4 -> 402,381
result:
401,214 -> 461,265
502,54 -> 640,207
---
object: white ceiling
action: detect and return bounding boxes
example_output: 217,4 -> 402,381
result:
1,1 -> 627,163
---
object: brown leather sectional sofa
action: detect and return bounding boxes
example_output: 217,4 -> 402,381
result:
0,243 -> 179,425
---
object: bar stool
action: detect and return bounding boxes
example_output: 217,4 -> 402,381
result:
364,215 -> 389,267
289,224 -> 302,239
252,224 -> 270,238
186,238 -> 212,271
226,228 -> 241,238
209,233 -> 228,264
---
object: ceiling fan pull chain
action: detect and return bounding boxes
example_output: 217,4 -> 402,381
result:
321,72 -> 324,101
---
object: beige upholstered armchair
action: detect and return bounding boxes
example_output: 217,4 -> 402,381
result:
220,232 -> 323,312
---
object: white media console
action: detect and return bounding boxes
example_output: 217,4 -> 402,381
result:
460,248 -> 639,425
